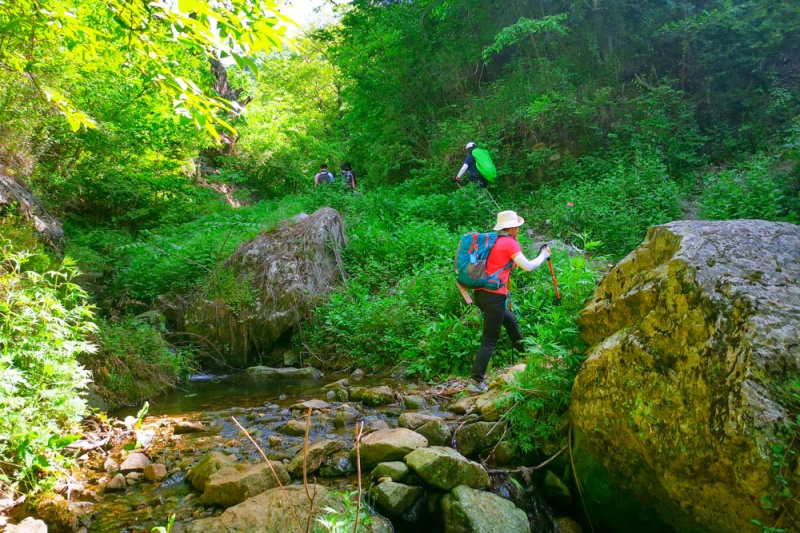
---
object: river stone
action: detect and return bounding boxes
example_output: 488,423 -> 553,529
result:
135,428 -> 156,449
448,395 -> 476,415
143,464 -> 168,482
173,420 -> 207,434
405,446 -> 489,490
488,364 -> 526,390
440,485 -> 530,533
201,461 -> 291,508
319,452 -> 355,477
189,485 -> 340,533
455,421 -> 506,458
32,493 -> 79,533
370,461 -> 410,482
335,409 -> 356,428
414,418 -> 452,447
280,419 -> 307,436
554,517 -> 583,533
246,366 -> 324,380
103,457 -> 118,473
119,452 -> 151,474
350,386 -> 366,401
403,395 -> 426,409
6,517 -> 48,533
186,452 -> 237,491
283,349 -> 300,366
287,439 -> 345,477
366,418 -> 390,432
356,428 -> 428,467
473,388 -> 510,422
351,368 -> 365,380
362,386 -> 395,406
572,220 -> 800,532
184,208 -> 346,368
104,474 -> 127,492
398,412 -> 438,430
371,481 -> 423,518
289,399 -> 330,411
323,378 -> 349,390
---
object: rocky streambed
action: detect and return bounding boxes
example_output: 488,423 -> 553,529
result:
8,366 -> 581,533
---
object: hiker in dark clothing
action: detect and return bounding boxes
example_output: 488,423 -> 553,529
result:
469,210 -> 551,392
341,162 -> 356,193
454,141 -> 489,188
314,163 -> 335,188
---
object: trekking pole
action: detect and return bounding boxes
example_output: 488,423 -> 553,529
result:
541,244 -> 562,306
483,187 -> 502,211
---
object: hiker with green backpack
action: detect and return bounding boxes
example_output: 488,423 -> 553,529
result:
455,210 -> 551,392
454,141 -> 497,188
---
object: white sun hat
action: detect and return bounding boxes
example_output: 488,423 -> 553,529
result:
466,141 -> 477,150
493,210 -> 525,231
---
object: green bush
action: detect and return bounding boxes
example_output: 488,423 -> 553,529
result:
698,155 -> 799,222
85,317 -> 196,407
0,241 -> 95,495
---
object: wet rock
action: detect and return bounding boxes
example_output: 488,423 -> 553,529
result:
491,440 -> 519,466
103,457 -> 118,473
366,419 -> 390,432
488,364 -> 526,390
283,349 -> 300,367
6,517 -> 48,533
125,472 -> 142,485
371,481 -> 423,518
555,516 -> 583,533
323,378 -> 349,390
441,485 -> 530,533
335,409 -> 356,428
32,493 -> 79,533
119,452 -> 151,474
289,399 -> 330,411
370,461 -> 409,483
188,485 -> 340,533
362,386 -> 395,406
351,368 -> 365,380
473,388 -> 509,422
54,479 -> 84,497
357,428 -> 428,467
405,446 -> 489,491
414,419 -> 452,447
572,220 -> 800,532
268,436 -> 282,448
370,516 -> 394,533
201,461 -> 291,508
280,419 -> 307,436
144,464 -> 168,482
403,395 -> 426,409
287,440 -> 345,477
544,471 -> 572,508
319,452 -> 354,477
186,452 -> 237,491
246,366 -> 324,380
448,395 -> 476,415
455,421 -> 506,458
174,420 -> 207,434
104,474 -> 127,492
398,412 -> 437,430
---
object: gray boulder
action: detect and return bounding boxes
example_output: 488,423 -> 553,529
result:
201,461 -> 290,508
5,517 -> 48,533
371,481 -> 424,518
185,208 -> 346,367
189,485 -> 339,533
370,461 -> 410,483
119,452 -> 151,474
405,446 -> 489,491
286,439 -> 344,477
572,220 -> 800,532
356,428 -> 428,467
440,485 -> 530,533
362,386 -> 395,406
319,452 -> 354,478
398,412 -> 438,430
455,421 -> 506,458
415,418 -> 452,447
247,366 -> 323,380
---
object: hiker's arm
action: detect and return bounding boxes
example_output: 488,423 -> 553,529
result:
456,163 -> 469,179
511,248 -> 550,271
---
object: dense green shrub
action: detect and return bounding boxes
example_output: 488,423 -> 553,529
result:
0,241 -> 95,496
85,317 -> 195,407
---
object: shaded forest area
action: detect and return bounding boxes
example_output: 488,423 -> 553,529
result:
1,0 -> 799,512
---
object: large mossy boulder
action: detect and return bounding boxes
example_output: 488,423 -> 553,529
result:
356,428 -> 428,468
184,208 -> 346,367
405,446 -> 489,491
440,485 -> 530,533
186,452 -> 237,492
200,461 -> 290,508
572,220 -> 800,532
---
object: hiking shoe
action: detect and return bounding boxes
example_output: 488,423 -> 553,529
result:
468,381 -> 488,393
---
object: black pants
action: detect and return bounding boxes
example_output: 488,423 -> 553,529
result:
471,289 -> 524,382
468,174 -> 489,188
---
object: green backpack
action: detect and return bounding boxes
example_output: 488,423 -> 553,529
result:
471,148 -> 497,181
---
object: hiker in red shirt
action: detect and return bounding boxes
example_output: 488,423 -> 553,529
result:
470,210 -> 551,392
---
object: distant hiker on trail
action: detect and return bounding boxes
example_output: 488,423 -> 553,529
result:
457,210 -> 551,393
314,163 -> 335,188
454,141 -> 496,188
341,162 -> 356,193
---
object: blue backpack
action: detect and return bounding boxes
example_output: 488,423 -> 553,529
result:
454,232 -> 514,290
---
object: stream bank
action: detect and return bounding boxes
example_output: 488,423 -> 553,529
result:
8,366 -> 581,533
